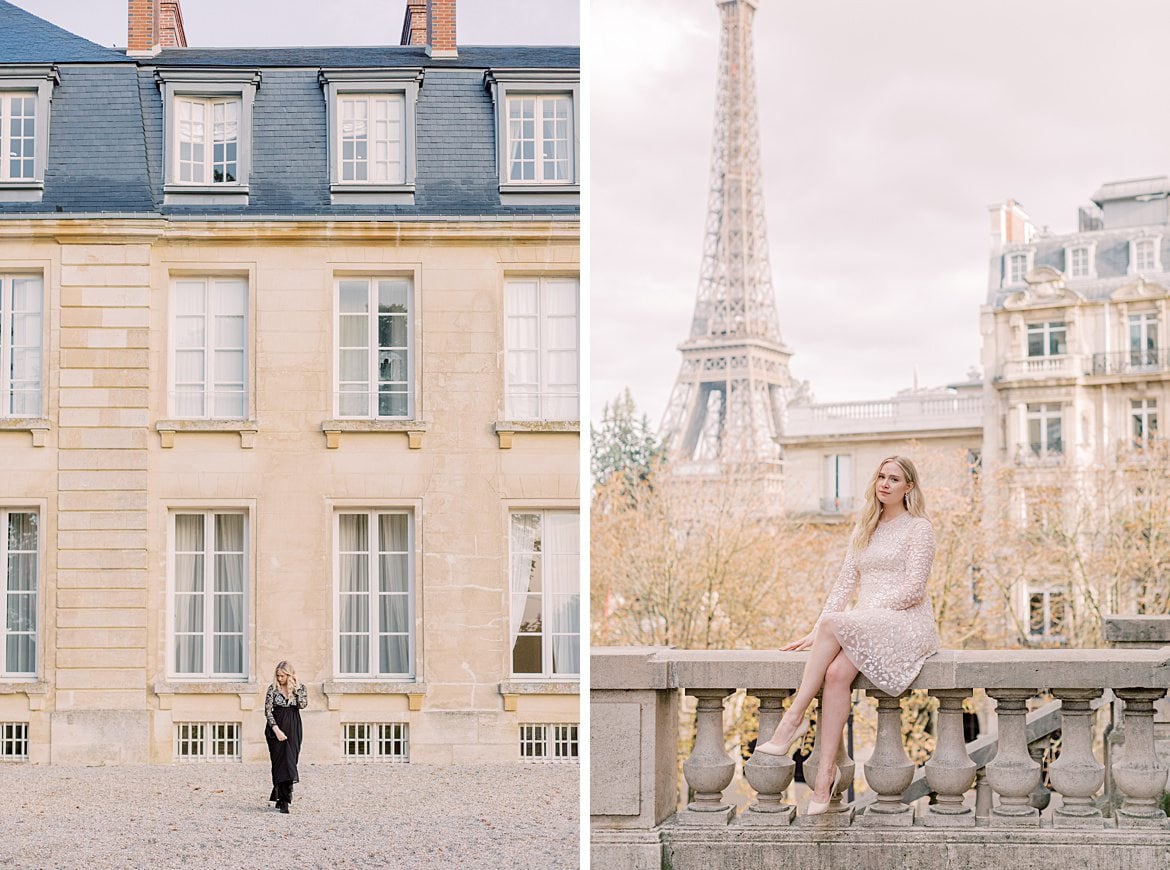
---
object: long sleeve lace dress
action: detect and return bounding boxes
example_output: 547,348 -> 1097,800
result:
815,512 -> 939,696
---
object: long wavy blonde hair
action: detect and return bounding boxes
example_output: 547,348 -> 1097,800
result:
274,660 -> 296,697
849,455 -> 928,553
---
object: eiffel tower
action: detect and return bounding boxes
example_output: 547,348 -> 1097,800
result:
660,0 -> 792,476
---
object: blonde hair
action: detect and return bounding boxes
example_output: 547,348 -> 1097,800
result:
274,660 -> 296,682
849,455 -> 928,553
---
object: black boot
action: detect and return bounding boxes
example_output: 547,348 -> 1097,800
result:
278,800 -> 289,814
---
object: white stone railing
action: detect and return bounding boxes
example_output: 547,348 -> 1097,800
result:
591,645 -> 1170,867
784,394 -> 983,437
998,354 -> 1086,381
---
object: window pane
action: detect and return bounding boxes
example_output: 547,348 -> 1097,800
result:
379,594 -> 410,634
378,634 -> 409,674
6,635 -> 34,674
511,635 -> 541,674
7,512 -> 37,553
339,281 -> 369,313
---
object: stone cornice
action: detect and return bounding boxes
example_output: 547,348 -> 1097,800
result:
0,216 -> 578,244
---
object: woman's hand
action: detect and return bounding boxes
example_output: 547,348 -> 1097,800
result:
780,630 -> 816,652
274,726 -> 287,742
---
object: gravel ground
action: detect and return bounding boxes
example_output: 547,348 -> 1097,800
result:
0,763 -> 579,869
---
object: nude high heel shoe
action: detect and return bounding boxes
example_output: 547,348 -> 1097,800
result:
804,768 -> 842,817
754,719 -> 809,757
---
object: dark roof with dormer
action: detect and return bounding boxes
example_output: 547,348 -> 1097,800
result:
0,2 -> 579,220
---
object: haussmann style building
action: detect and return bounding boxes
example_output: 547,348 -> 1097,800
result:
0,0 -> 580,765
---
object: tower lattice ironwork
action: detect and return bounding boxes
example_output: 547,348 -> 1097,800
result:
660,0 -> 792,473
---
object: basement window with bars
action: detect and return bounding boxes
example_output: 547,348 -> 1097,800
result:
174,722 -> 241,761
341,722 -> 409,761
519,723 -> 578,762
0,722 -> 28,759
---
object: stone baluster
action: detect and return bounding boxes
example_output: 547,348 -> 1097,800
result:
1027,740 -> 1052,811
859,691 -> 914,826
1050,689 -> 1105,827
742,689 -> 796,825
986,689 -> 1040,825
974,767 -> 992,821
923,690 -> 977,827
1112,688 -> 1170,828
680,688 -> 736,824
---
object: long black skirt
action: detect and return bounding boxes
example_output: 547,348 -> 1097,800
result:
265,703 -> 303,788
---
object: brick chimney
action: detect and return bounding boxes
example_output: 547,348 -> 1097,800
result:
988,199 -> 1035,248
427,0 -> 457,58
400,1 -> 427,46
128,0 -> 186,56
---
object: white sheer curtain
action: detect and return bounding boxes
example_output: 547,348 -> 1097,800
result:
173,514 -> 204,673
545,512 -> 580,675
377,514 -> 410,675
505,281 -> 540,420
542,279 -> 579,421
338,280 -> 371,417
211,280 -> 246,419
9,277 -> 43,416
5,512 -> 37,674
213,514 -> 245,675
338,514 -> 369,674
509,514 -> 540,669
173,280 -> 206,418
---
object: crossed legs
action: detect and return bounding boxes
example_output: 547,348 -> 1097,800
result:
767,617 -> 860,802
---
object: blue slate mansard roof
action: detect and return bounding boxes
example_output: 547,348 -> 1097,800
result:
0,1 -> 580,219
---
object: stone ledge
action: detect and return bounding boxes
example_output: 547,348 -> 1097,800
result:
320,419 -> 428,449
152,680 -> 260,711
498,679 -> 579,711
321,680 -> 428,712
155,419 -> 258,449
0,681 -> 48,710
493,420 -> 579,448
0,417 -> 50,447
592,646 -> 1170,692
1104,615 -> 1170,646
594,823 -> 1170,870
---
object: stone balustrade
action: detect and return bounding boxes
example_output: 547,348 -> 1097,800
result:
591,646 -> 1170,870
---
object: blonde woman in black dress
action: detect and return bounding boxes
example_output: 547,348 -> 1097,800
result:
265,660 -> 307,813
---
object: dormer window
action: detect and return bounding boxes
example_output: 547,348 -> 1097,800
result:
1066,245 -> 1092,278
0,65 -> 58,202
1131,237 -> 1161,274
485,69 -> 579,203
1004,250 -> 1032,286
156,69 -> 260,204
319,68 -> 422,205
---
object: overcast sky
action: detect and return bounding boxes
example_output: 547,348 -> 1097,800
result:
12,0 -> 579,46
592,0 -> 1170,425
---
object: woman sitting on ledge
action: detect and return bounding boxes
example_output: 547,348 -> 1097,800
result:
756,455 -> 939,815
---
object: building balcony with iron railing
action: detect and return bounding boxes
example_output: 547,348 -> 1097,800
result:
998,349 -> 1170,383
591,616 -> 1170,869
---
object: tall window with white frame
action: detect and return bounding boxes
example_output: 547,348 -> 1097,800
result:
1,274 -> 42,416
1129,312 -> 1158,369
505,93 -> 573,184
1026,403 -> 1063,458
1026,321 -> 1066,358
510,511 -> 579,678
1,511 -> 37,677
336,278 -> 411,419
338,93 -> 405,184
0,92 -> 36,181
336,511 -> 413,678
1132,399 -> 1157,449
505,277 -> 578,421
822,454 -> 852,513
171,513 -> 246,678
175,96 -> 241,184
171,278 -> 247,419
1067,246 -> 1090,278
1133,238 -> 1158,273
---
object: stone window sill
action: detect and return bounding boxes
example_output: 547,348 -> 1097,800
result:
321,419 -> 428,449
156,419 -> 258,449
163,184 -> 249,206
499,679 -> 579,711
0,418 -> 50,447
0,680 -> 48,710
493,420 -> 579,449
153,679 -> 260,711
322,679 -> 428,711
0,180 -> 44,203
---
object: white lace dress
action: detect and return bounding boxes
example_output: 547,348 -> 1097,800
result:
815,512 -> 939,696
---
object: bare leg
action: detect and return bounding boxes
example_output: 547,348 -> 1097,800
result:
767,619 -> 843,743
810,650 -> 859,802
